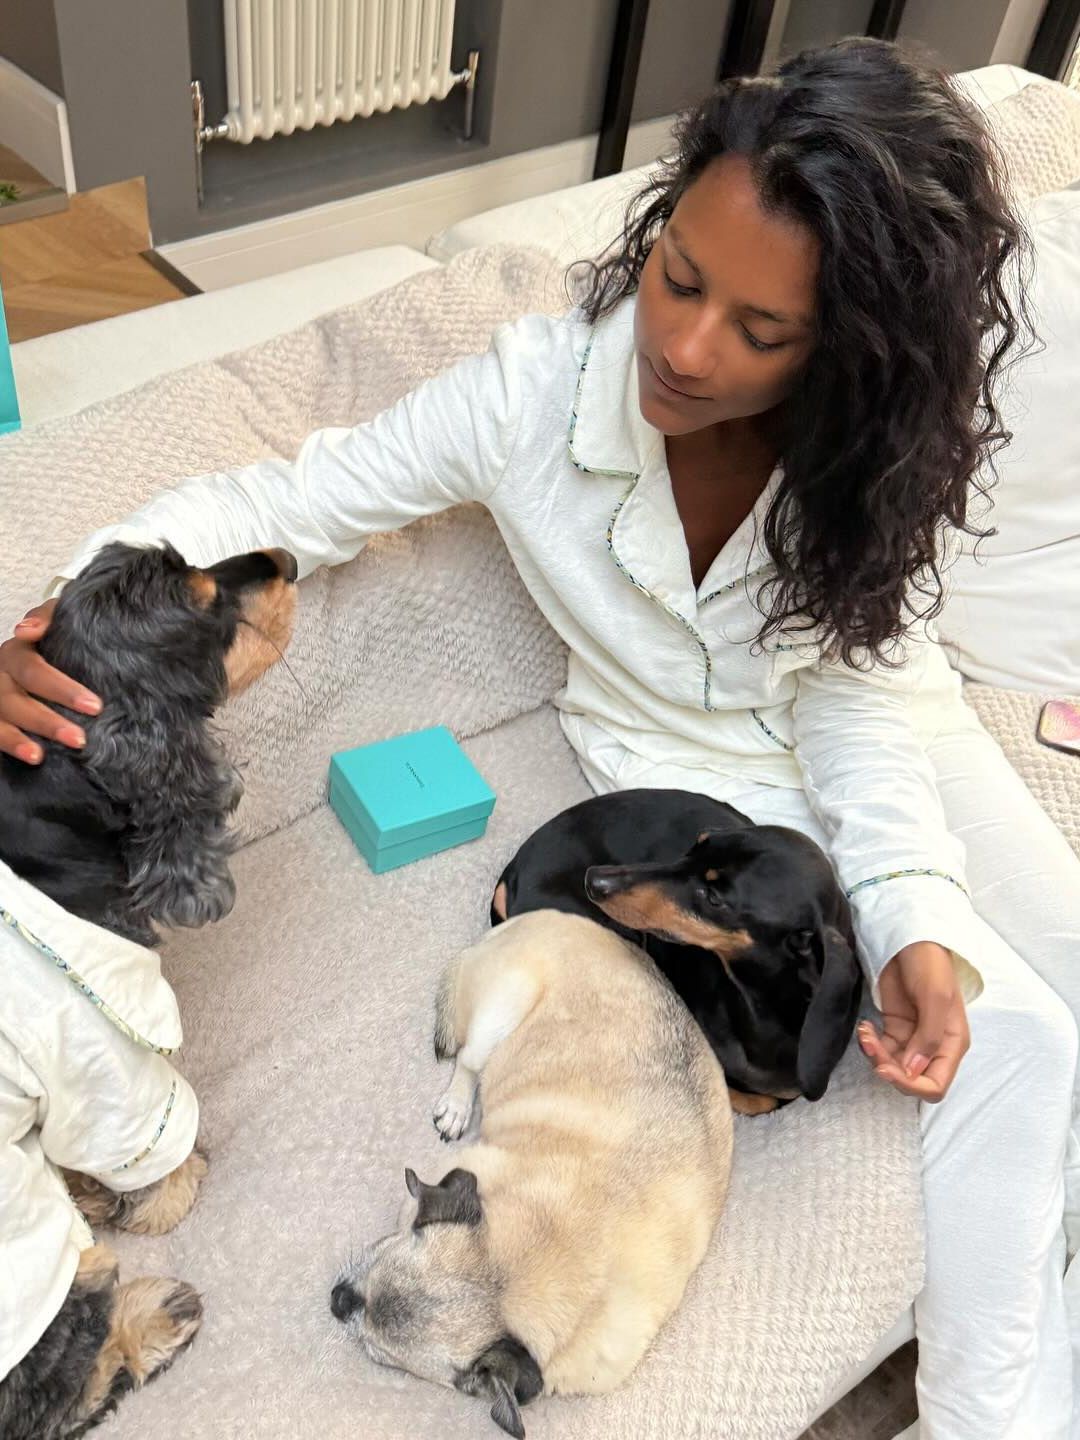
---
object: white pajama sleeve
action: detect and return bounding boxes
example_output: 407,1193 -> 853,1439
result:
51,324 -> 524,592
35,1049 -> 200,1195
793,636 -> 983,1006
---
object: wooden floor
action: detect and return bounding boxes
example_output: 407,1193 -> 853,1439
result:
0,171 -> 191,342
798,1342 -> 918,1440
0,142 -> 67,222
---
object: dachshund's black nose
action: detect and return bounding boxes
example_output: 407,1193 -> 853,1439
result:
331,1281 -> 362,1321
267,548 -> 299,583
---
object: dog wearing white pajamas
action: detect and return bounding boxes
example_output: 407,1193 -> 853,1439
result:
0,540 -> 299,1437
0,859 -> 207,1439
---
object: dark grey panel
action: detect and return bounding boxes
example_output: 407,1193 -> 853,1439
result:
778,0 -> 875,60
633,0 -> 734,121
898,0 -> 1013,71
0,0 -> 64,94
54,0 -> 198,237
487,0 -> 621,150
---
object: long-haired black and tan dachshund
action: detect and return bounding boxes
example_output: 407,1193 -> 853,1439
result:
492,790 -> 863,1113
0,542 -> 298,944
0,541 -> 296,1440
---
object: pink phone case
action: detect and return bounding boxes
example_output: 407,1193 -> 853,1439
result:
1037,700 -> 1080,757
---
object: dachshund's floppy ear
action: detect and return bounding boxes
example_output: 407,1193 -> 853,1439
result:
456,1336 -> 543,1439
83,710 -> 240,933
794,924 -> 863,1101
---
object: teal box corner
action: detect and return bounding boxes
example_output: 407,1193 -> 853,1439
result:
0,281 -> 20,437
329,726 -> 496,874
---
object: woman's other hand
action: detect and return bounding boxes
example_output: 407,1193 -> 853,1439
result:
858,941 -> 971,1102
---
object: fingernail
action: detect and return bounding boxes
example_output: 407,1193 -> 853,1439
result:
15,743 -> 41,764
59,727 -> 86,748
74,694 -> 102,715
905,1054 -> 929,1078
14,619 -> 38,634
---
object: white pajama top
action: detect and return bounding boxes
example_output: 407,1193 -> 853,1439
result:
56,297 -> 982,1000
0,860 -> 198,1379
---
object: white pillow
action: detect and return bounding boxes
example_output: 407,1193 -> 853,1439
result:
425,165 -> 655,270
939,187 -> 1080,693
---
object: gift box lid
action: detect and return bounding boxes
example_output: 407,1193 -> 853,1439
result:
328,726 -> 496,849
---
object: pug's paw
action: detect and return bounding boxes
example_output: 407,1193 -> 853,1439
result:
433,1090 -> 473,1143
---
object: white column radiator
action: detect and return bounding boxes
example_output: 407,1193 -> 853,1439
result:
195,0 -> 478,149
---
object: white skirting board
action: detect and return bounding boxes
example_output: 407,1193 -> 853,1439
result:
0,56 -> 76,193
157,113 -> 676,292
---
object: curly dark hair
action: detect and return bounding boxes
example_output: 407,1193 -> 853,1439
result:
580,38 -> 1032,665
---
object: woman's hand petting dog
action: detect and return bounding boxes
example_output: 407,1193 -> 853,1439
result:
0,599 -> 101,762
858,941 -> 970,1103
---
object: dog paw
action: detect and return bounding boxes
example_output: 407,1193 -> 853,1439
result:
63,1170 -> 125,1229
111,1277 -> 203,1384
72,1277 -> 203,1427
123,1149 -> 209,1236
64,1148 -> 209,1237
74,1242 -> 121,1293
433,1091 -> 473,1142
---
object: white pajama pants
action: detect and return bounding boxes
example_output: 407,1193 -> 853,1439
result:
566,701 -> 1080,1440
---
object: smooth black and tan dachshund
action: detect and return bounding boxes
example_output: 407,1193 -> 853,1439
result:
492,789 -> 863,1112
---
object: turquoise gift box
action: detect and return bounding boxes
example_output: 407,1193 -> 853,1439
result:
329,726 -> 496,874
0,279 -> 20,437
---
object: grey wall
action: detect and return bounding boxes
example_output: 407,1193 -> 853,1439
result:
897,0 -> 1031,72
18,0 -> 1049,247
633,0 -> 734,121
479,0 -> 618,152
764,0 -> 1045,72
779,0 -> 874,60
53,0 -> 197,208
0,0 -> 64,93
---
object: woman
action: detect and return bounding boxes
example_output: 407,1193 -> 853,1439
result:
2,38 -> 1078,1439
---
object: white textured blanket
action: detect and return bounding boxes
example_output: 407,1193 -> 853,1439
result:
0,248 -> 924,1439
964,683 -> 1080,859
1,248 -> 571,848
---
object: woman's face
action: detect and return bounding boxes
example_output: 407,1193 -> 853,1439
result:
634,154 -> 819,436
